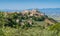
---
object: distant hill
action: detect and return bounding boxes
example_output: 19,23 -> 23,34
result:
40,8 -> 60,22
40,8 -> 60,16
1,8 -> 60,16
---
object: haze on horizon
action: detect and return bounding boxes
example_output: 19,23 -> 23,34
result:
0,0 -> 60,10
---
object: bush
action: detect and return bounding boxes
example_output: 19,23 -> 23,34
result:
48,23 -> 60,36
32,16 -> 45,21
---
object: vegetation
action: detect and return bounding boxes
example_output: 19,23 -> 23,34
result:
0,10 -> 60,36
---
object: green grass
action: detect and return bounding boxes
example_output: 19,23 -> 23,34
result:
0,25 -> 60,36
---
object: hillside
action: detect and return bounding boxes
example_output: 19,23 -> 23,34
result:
0,9 -> 59,36
0,9 -> 57,28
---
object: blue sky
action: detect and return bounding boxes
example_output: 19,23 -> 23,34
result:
0,0 -> 60,10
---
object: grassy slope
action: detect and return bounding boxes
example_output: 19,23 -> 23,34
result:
1,26 -> 60,36
1,21 -> 60,36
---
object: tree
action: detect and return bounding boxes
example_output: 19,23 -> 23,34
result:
32,16 -> 45,21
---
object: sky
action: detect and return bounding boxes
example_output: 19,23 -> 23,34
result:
0,0 -> 60,10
